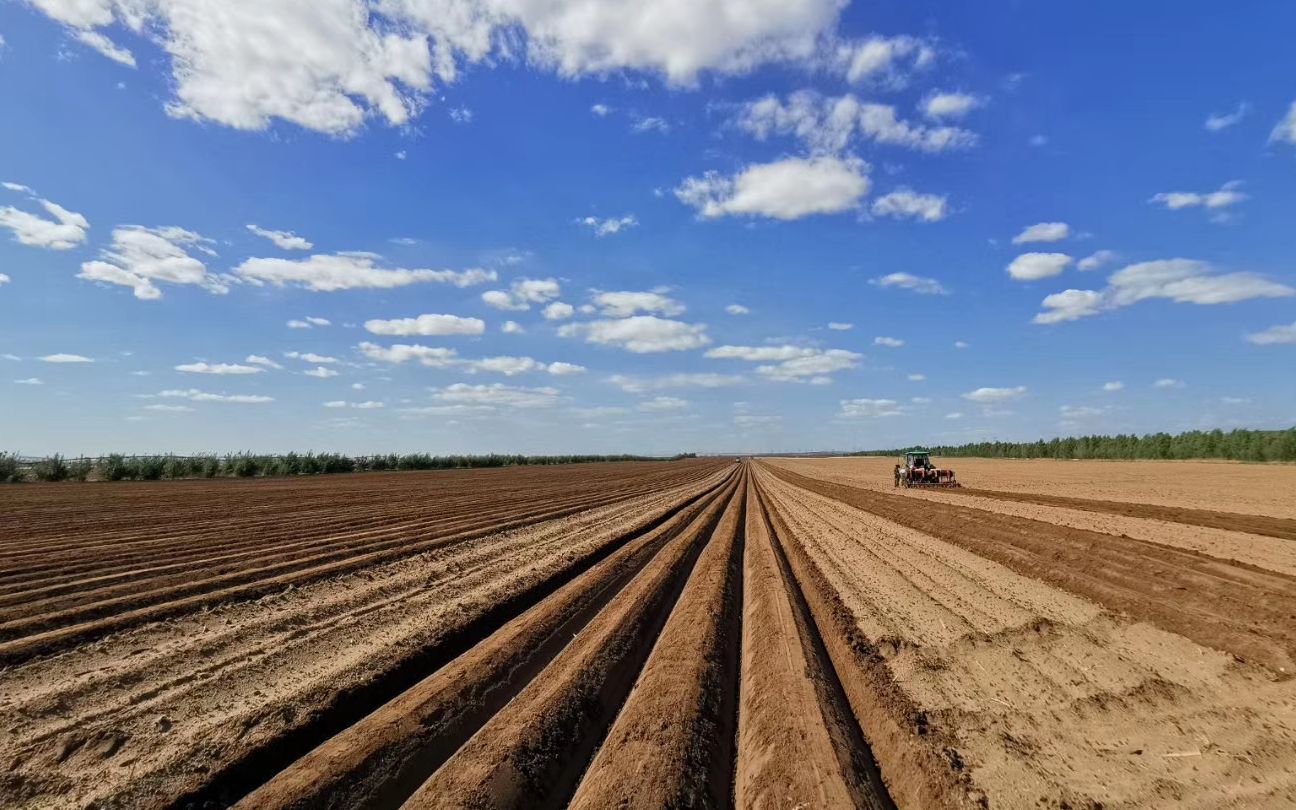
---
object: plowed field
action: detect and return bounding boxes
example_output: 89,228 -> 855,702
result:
2,457 -> 1294,809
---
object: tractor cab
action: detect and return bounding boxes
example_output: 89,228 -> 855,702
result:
904,451 -> 934,471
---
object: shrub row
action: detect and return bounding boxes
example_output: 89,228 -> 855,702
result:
858,427 -> 1296,462
0,451 -> 692,483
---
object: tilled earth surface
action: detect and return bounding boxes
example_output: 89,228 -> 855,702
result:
2,457 -> 1294,809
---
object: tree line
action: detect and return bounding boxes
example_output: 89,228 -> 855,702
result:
0,451 -> 697,483
855,427 -> 1296,462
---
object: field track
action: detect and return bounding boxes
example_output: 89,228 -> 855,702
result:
2,457 -> 1295,809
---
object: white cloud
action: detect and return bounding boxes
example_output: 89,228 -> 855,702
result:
590,103 -> 612,117
0,274 -> 9,285
725,304 -> 750,315
734,414 -> 781,428
359,341 -> 458,367
870,188 -> 947,222
395,151 -> 408,161
432,382 -> 560,409
922,91 -> 981,120
285,351 -> 340,364
1154,378 -> 1185,389
593,290 -> 685,318
246,224 -> 312,250
737,91 -> 977,154
449,106 -> 473,124
911,396 -> 930,404
630,115 -> 670,134
303,366 -> 340,378
1205,103 -> 1249,132
1007,252 -> 1072,281
1221,396 -> 1251,405
831,35 -> 934,84
158,388 -> 273,403
907,373 -> 925,381
1028,134 -> 1048,147
324,399 -> 384,409
560,316 -> 709,353
175,361 -> 265,375
78,225 -> 230,300
1102,381 -> 1125,392
235,253 -> 494,292
839,398 -> 903,417
14,378 -> 43,385
608,372 -> 742,392
954,340 -> 969,349
708,344 -> 859,383
1012,222 -> 1069,244
364,313 -> 485,336
543,302 -> 575,320
246,354 -> 283,369
1271,102 -> 1296,146
1060,405 -> 1106,419
639,396 -> 689,412
28,0 -> 863,134
873,336 -> 903,347
501,320 -> 524,334
1246,321 -> 1296,346
546,361 -> 586,375
481,277 -> 561,310
144,404 -> 194,412
40,353 -> 94,363
1077,249 -> 1117,271
944,411 -> 963,419
0,189 -> 90,250
1034,259 -> 1293,324
577,214 -> 638,236
287,320 -> 312,329
827,322 -> 852,330
1149,181 -> 1246,211
962,386 -> 1026,403
74,29 -> 135,66
676,155 -> 869,220
869,272 -> 947,295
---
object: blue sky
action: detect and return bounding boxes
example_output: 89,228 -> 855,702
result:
2,1 -> 1294,455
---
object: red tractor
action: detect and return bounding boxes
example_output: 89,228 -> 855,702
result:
894,450 -> 960,488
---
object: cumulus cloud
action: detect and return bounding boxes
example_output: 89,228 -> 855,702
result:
954,340 -> 969,349
358,342 -> 458,367
40,353 -> 94,363
431,382 -> 561,410
1007,252 -> 1072,281
707,344 -> 860,383
1245,321 -> 1296,345
543,302 -> 574,320
839,397 -> 903,417
1205,103 -> 1249,132
873,336 -> 903,347
590,103 -> 612,116
358,341 -> 581,376
1272,102 -> 1296,146
675,155 -> 869,220
0,274 -> 9,285
79,225 -> 227,300
1077,249 -> 1118,271
593,290 -> 685,318
1034,259 -> 1293,324
870,188 -> 947,222
0,186 -> 90,250
577,214 -> 637,236
962,386 -> 1026,403
157,388 -> 273,403
364,313 -> 485,336
639,396 -> 689,412
246,354 -> 283,369
501,320 -> 524,334
1102,381 -> 1125,392
1149,181 -> 1246,211
324,400 -> 384,409
1012,222 -> 1069,244
869,272 -> 947,295
907,373 -> 925,381
560,316 -> 709,353
830,35 -> 934,84
246,224 -> 312,250
737,91 -> 977,154
827,322 -> 852,330
630,116 -> 670,134
236,253 -> 494,292
481,277 -> 561,310
608,372 -> 742,392
175,361 -> 265,375
285,351 -> 339,364
303,366 -> 339,378
28,0 -> 864,134
944,412 -> 963,419
922,91 -> 981,120
14,377 -> 44,385
1154,378 -> 1185,389
287,316 -> 332,328
725,304 -> 750,315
